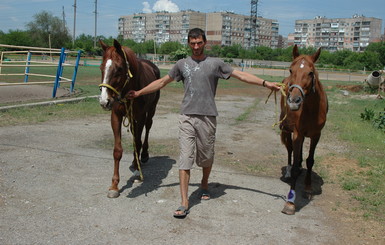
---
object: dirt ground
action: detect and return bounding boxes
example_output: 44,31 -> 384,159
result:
0,84 -> 384,244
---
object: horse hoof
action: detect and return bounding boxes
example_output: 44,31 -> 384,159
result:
107,190 -> 120,198
141,155 -> 149,163
281,202 -> 296,215
303,191 -> 313,200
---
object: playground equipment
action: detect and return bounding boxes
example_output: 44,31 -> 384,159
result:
0,44 -> 81,98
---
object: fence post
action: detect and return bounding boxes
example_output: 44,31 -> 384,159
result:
70,50 -> 82,93
24,51 -> 32,83
52,48 -> 65,98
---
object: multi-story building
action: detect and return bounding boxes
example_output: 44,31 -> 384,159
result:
118,10 -> 279,49
206,12 -> 247,47
118,10 -> 206,44
294,15 -> 382,52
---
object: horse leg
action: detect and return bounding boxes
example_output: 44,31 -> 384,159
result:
108,111 -> 123,198
131,115 -> 145,170
282,132 -> 304,215
299,137 -> 305,169
304,134 -> 321,199
281,130 -> 293,178
141,107 -> 156,163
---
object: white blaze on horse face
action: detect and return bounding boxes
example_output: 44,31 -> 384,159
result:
300,59 -> 305,69
99,59 -> 112,105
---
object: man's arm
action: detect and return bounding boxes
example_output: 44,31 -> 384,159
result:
127,74 -> 174,98
230,69 -> 281,91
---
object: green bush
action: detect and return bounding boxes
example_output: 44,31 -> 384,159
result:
360,108 -> 375,121
372,109 -> 385,132
361,107 -> 385,132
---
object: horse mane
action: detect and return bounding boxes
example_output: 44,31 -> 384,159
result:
121,46 -> 139,75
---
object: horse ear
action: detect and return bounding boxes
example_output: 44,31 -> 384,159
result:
113,39 -> 122,51
293,45 -> 300,59
99,39 -> 109,51
312,48 -> 321,63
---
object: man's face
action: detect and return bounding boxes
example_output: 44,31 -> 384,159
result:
188,36 -> 206,57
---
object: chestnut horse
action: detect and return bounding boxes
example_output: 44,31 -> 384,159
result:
280,45 -> 328,215
99,39 -> 160,198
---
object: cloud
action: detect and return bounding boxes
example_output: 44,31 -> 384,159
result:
143,0 -> 180,13
142,2 -> 151,13
153,0 -> 179,12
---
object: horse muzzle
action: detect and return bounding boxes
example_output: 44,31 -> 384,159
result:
287,95 -> 303,111
287,84 -> 305,111
99,96 -> 114,111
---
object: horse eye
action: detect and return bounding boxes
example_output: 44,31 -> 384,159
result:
309,71 -> 314,77
289,69 -> 292,74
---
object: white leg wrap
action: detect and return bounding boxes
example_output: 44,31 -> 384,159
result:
285,165 -> 292,178
287,189 -> 296,203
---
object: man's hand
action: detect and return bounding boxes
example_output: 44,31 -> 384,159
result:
127,90 -> 139,99
265,81 -> 281,91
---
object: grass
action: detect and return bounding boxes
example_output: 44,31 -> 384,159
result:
324,82 -> 385,221
235,97 -> 261,122
1,65 -> 384,223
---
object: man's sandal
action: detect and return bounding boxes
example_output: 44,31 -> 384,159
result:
173,206 -> 190,218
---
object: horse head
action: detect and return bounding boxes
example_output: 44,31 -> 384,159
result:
99,39 -> 134,110
286,45 -> 321,111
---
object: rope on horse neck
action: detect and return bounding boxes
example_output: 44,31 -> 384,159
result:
265,82 -> 288,128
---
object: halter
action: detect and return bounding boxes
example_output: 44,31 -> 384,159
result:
98,47 -> 133,102
288,84 -> 306,99
288,72 -> 316,100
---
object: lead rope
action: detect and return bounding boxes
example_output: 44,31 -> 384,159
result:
265,83 -> 288,128
124,99 -> 144,182
120,47 -> 143,182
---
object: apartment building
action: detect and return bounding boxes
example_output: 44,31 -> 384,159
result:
118,10 -> 279,49
294,15 -> 382,52
118,10 -> 206,44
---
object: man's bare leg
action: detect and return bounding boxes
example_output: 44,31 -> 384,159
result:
174,169 -> 190,216
200,166 -> 212,200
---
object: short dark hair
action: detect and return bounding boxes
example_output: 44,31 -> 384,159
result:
188,28 -> 206,42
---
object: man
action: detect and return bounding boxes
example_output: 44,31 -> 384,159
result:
128,28 -> 280,218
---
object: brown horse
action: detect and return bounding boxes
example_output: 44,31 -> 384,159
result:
99,39 -> 160,198
280,45 -> 328,215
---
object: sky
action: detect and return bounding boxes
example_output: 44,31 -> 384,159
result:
0,0 -> 384,38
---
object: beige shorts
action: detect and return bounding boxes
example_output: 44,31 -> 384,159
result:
178,114 -> 217,170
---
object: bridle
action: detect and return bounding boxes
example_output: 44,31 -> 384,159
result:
98,47 -> 133,103
287,70 -> 316,100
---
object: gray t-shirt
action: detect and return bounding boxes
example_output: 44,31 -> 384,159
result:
168,56 -> 234,116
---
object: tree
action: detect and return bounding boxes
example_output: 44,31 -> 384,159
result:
159,41 -> 183,54
143,40 -> 156,54
207,45 -> 221,57
366,42 -> 385,68
75,34 -> 93,50
255,46 -> 273,60
169,47 -> 188,60
220,44 -> 242,58
0,30 -> 33,47
26,11 -> 71,48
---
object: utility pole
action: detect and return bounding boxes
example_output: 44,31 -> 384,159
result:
94,0 -> 98,48
62,6 -> 66,32
250,0 -> 259,48
73,0 -> 77,46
